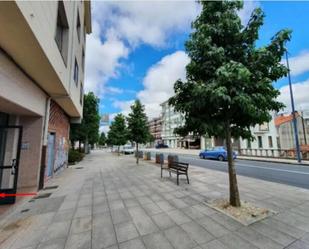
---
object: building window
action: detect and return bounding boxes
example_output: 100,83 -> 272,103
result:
74,58 -> 79,85
76,10 -> 81,42
55,1 -> 69,64
80,82 -> 83,105
82,48 -> 85,70
268,136 -> 273,148
258,136 -> 263,148
259,122 -> 269,131
247,139 -> 251,149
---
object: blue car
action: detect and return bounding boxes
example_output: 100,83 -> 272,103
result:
199,146 -> 237,161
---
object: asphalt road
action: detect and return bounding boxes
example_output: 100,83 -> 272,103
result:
145,150 -> 309,189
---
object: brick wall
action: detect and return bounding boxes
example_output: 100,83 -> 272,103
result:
46,100 -> 70,176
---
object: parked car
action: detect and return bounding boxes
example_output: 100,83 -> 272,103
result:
122,145 -> 134,154
155,143 -> 169,149
199,146 -> 237,161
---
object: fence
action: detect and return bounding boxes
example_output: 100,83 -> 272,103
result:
239,148 -> 309,160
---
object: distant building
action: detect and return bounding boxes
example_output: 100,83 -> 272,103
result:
160,100 -> 201,149
148,117 -> 162,145
0,0 -> 91,203
275,112 -> 308,150
239,113 -> 280,156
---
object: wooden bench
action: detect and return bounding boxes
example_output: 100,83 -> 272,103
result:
161,161 -> 189,185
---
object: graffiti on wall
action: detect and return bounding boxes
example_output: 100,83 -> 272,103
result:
54,137 -> 68,173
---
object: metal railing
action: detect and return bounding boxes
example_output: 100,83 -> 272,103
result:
239,148 -> 309,160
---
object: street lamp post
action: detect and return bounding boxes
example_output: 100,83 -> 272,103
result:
285,51 -> 302,163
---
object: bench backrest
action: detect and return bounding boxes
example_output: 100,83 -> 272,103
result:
171,161 -> 189,170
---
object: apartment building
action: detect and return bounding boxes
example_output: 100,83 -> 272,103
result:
275,112 -> 308,150
239,113 -> 280,156
0,1 -> 91,204
148,117 -> 162,145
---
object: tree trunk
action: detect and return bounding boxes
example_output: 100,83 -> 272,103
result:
136,143 -> 139,164
78,141 -> 81,152
225,120 -> 241,207
118,146 -> 120,156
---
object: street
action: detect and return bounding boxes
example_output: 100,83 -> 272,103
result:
145,150 -> 309,190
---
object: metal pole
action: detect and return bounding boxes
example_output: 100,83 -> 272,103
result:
286,51 -> 302,163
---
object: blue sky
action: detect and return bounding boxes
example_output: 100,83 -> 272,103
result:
84,1 -> 309,131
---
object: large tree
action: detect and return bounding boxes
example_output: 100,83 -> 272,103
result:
169,1 -> 291,207
70,92 -> 100,152
127,100 -> 151,164
107,114 -> 128,155
98,132 -> 107,146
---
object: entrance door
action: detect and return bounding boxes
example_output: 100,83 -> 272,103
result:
47,133 -> 55,177
0,126 -> 22,205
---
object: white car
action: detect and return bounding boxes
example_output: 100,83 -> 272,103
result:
122,145 -> 134,154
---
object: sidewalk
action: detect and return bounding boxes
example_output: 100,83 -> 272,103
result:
143,148 -> 309,166
0,150 -> 309,249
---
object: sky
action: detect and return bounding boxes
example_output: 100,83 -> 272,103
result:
84,1 -> 309,133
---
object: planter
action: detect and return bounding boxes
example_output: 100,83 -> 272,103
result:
167,154 -> 178,167
156,153 -> 164,164
144,152 -> 151,160
135,151 -> 143,158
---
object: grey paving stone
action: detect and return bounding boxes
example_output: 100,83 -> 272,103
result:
169,198 -> 189,209
119,191 -> 134,200
164,225 -> 197,249
274,212 -> 309,232
115,222 -> 139,243
156,200 -> 175,212
119,238 -> 146,249
65,231 -> 91,249
151,212 -> 176,230
41,221 -> 71,242
262,218 -> 306,239
200,240 -> 229,249
37,238 -> 66,249
53,209 -> 75,223
181,221 -> 214,244
142,203 -> 162,216
142,232 -> 174,249
166,209 -> 191,225
192,204 -> 217,216
197,216 -> 230,238
70,216 -> 92,234
74,206 -> 92,218
124,198 -> 140,208
11,229 -> 45,249
128,206 -> 158,235
209,213 -> 242,231
93,203 -> 109,215
92,213 -> 117,249
236,226 -> 282,249
251,220 -> 296,246
137,196 -> 153,205
109,200 -> 125,210
111,208 -> 131,225
286,240 -> 309,249
219,232 -> 259,249
182,206 -> 205,220
59,200 -> 77,211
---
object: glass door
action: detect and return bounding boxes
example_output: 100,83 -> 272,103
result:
0,126 -> 22,204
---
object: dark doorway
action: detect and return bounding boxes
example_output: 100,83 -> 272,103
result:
0,125 -> 23,204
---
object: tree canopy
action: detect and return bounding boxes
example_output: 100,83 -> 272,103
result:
98,132 -> 107,146
127,100 -> 151,164
107,114 -> 128,153
169,0 -> 291,206
70,92 -> 100,151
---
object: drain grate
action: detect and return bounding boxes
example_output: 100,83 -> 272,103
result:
20,209 -> 30,213
43,185 -> 58,190
32,193 -> 52,199
75,167 -> 84,169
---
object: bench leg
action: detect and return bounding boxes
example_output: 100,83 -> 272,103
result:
186,174 -> 189,184
169,170 -> 171,177
177,174 -> 179,185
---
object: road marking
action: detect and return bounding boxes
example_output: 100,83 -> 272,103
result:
184,156 -> 309,175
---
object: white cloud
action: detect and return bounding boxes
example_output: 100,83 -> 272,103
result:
238,1 -> 260,26
85,21 -> 129,94
278,79 -> 309,113
114,51 -> 190,118
286,51 -> 309,77
92,1 -> 200,48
